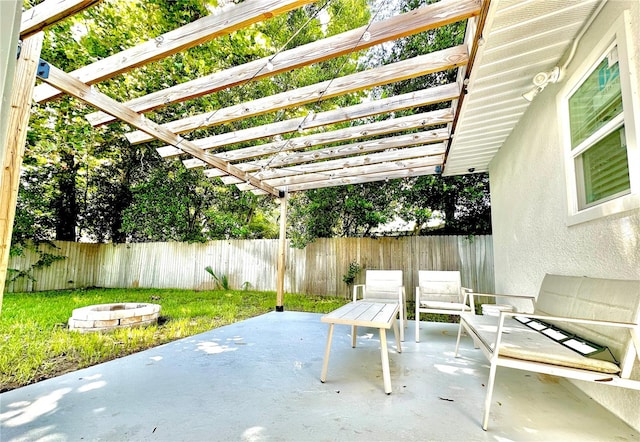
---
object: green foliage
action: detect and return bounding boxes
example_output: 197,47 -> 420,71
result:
288,182 -> 399,248
0,288 -> 348,391
7,242 -> 67,285
399,173 -> 492,235
342,261 -> 362,287
204,266 -> 231,290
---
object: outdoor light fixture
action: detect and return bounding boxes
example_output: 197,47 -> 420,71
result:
522,66 -> 562,102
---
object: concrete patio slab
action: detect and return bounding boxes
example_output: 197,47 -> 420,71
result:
1,311 -> 637,441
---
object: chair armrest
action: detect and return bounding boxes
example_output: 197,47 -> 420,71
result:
473,292 -> 535,300
462,287 -> 476,312
474,292 -> 535,311
352,284 -> 365,302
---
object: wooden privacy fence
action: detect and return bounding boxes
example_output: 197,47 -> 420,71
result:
6,235 -> 494,300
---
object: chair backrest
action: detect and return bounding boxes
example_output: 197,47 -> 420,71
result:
535,273 -> 640,368
364,270 -> 403,301
417,270 -> 462,303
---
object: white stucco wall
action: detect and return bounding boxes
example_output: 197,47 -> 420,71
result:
489,0 -> 640,431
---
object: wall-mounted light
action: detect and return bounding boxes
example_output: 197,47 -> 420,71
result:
522,66 -> 562,102
522,86 -> 542,102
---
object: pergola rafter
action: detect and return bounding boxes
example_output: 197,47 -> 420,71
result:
240,165 -> 441,195
19,0 -> 103,39
157,83 -> 459,160
125,44 -> 468,145
220,145 -> 446,185
182,108 -> 451,166
31,0 -> 316,103
189,129 -> 449,174
85,0 -> 481,127
39,63 -> 282,197
202,133 -> 449,179
183,111 -> 451,187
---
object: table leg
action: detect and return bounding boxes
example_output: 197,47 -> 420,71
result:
351,325 -> 357,348
379,328 -> 392,394
320,323 -> 334,383
393,318 -> 402,353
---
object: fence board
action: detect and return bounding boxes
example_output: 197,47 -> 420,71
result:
6,236 -> 494,299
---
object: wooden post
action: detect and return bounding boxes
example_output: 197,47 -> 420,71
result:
276,192 -> 287,311
0,33 -> 44,313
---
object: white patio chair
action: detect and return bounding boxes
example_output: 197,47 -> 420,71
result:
415,270 -> 475,342
353,270 -> 407,341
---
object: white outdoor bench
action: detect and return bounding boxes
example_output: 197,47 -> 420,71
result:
455,273 -> 640,430
320,301 -> 402,394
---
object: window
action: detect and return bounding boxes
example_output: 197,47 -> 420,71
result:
561,12 -> 640,224
569,45 -> 629,209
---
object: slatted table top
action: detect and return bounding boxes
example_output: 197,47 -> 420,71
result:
321,301 -> 399,329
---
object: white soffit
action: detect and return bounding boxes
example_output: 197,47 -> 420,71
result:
444,0 -> 603,176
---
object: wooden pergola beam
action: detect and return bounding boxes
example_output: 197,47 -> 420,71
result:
86,0 -> 481,126
190,130 -> 448,176
38,62 -> 282,197
276,193 -> 287,311
157,83 -> 459,160
203,130 -> 449,179
32,0 -> 315,103
242,165 -> 440,194
20,0 -> 102,38
181,108 -> 451,170
126,45 -> 469,144
235,136 -> 447,174
0,33 -> 45,313
220,144 -> 446,185
255,155 -> 444,188
218,109 -> 452,162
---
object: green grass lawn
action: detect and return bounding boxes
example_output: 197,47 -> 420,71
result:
0,288 -> 349,392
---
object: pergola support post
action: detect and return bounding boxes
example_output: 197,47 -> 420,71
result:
0,32 -> 44,313
275,191 -> 287,312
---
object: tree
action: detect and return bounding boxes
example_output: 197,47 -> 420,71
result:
399,173 -> 492,235
120,160 -> 279,242
288,182 -> 400,248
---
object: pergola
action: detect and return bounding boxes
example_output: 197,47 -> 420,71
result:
2,0 -> 604,311
0,0 -> 489,312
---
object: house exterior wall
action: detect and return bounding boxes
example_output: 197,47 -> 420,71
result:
489,0 -> 640,431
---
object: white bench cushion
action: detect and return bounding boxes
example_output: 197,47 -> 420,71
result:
462,316 -> 621,374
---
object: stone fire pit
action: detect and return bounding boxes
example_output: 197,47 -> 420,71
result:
68,303 -> 161,332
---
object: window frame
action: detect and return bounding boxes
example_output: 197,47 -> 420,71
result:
559,11 -> 640,226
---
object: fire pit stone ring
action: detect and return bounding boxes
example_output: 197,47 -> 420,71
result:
68,303 -> 161,332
